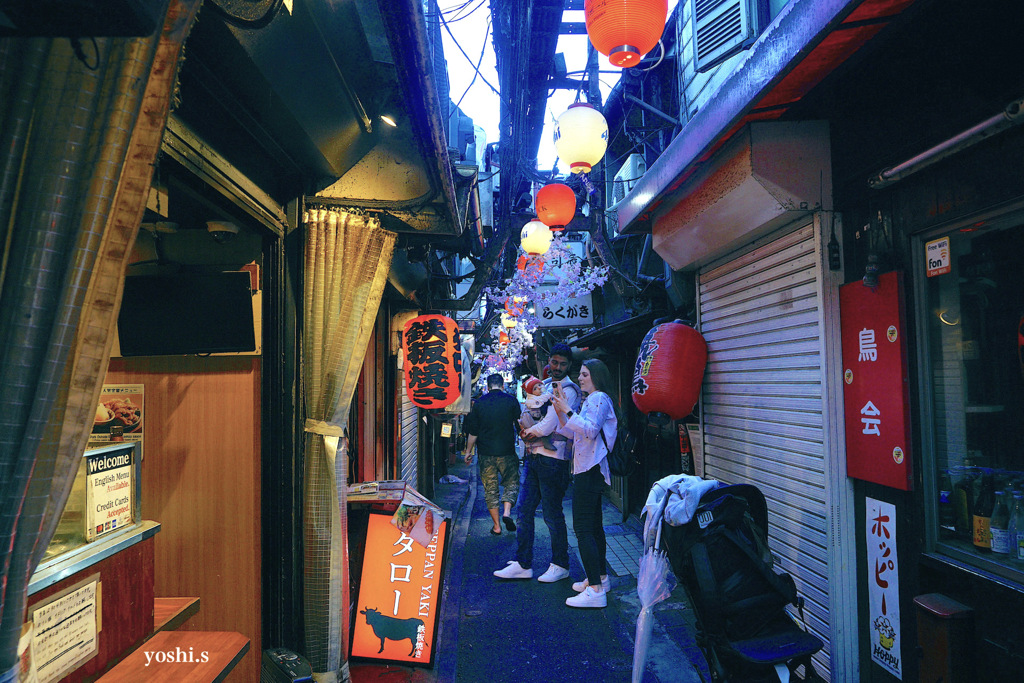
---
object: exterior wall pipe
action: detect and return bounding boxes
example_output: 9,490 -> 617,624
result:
868,96 -> 1024,188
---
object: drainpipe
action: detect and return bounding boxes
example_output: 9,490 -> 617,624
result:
869,96 -> 1024,189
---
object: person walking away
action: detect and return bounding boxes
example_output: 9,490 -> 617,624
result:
464,373 -> 522,535
495,344 -> 580,581
551,358 -> 617,608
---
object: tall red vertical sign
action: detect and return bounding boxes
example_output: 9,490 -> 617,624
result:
840,271 -> 913,490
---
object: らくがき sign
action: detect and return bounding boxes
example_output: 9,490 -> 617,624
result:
866,497 -> 902,679
839,271 -> 913,490
351,513 -> 448,666
403,315 -> 462,409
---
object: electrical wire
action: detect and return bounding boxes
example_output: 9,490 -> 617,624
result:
450,14 -> 492,118
439,6 -> 508,107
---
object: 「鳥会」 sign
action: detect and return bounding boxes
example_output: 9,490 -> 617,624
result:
351,513 -> 449,667
839,271 -> 913,490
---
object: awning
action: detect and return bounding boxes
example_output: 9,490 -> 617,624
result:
617,0 -> 918,234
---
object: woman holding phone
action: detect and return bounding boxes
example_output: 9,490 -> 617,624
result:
550,358 -> 617,608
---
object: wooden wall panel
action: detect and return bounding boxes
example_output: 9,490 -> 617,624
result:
28,538 -> 155,682
105,356 -> 261,683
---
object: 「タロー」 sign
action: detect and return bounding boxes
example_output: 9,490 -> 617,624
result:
866,497 -> 902,679
839,271 -> 913,490
351,513 -> 449,667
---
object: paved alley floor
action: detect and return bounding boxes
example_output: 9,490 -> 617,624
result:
438,460 -> 707,683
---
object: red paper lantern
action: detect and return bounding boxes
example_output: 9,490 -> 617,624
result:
585,0 -> 668,68
499,331 -> 510,345
516,255 -> 545,284
631,320 -> 707,423
536,183 -> 576,229
403,314 -> 462,409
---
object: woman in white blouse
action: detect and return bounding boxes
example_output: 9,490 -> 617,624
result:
550,358 -> 617,609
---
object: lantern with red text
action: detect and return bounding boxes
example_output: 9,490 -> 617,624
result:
536,183 -> 576,229
403,314 -> 462,409
584,0 -> 668,68
631,320 -> 707,424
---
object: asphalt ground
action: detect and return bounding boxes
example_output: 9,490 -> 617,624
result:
351,458 -> 708,683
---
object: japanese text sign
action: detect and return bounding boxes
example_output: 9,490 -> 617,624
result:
866,497 -> 902,679
403,315 -> 462,409
840,271 -> 913,490
351,514 -> 448,666
535,286 -> 593,328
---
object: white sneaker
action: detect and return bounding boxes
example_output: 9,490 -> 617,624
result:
493,560 -> 533,579
537,564 -> 570,583
571,575 -> 611,593
565,586 -> 607,608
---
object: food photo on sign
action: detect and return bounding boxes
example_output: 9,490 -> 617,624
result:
90,384 -> 144,456
391,487 -> 446,548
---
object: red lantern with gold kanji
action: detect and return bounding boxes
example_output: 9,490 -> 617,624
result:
536,183 -> 576,229
403,314 -> 462,409
632,320 -> 707,423
585,0 -> 668,68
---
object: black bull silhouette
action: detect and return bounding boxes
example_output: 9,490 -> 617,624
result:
360,607 -> 425,656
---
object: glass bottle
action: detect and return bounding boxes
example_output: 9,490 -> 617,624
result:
938,470 -> 956,538
972,471 -> 994,552
990,490 -> 1010,554
1014,493 -> 1024,562
953,468 -> 974,542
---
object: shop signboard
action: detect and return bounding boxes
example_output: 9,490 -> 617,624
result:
866,497 -> 902,679
840,271 -> 913,490
535,286 -> 593,328
351,513 -> 449,667
85,445 -> 135,541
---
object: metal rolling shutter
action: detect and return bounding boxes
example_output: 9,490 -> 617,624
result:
697,220 -> 833,678
399,388 -> 419,487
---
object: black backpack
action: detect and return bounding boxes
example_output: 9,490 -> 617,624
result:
599,421 -> 638,477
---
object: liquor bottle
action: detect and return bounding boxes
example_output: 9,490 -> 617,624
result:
990,491 -> 1011,554
1014,493 -> 1024,562
972,472 -> 994,552
953,469 -> 974,541
938,470 -> 956,538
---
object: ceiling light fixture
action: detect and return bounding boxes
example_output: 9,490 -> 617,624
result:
380,114 -> 397,127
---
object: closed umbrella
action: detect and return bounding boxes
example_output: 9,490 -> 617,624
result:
632,495 -> 675,683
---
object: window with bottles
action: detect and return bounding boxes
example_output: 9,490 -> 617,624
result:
922,212 -> 1024,578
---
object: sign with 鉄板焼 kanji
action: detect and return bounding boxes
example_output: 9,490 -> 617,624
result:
351,513 -> 448,667
840,271 -> 913,490
403,314 -> 462,409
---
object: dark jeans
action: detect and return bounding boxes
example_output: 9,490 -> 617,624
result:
572,465 -> 607,585
516,454 -> 571,569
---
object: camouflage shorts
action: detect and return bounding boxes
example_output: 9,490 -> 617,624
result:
479,454 -> 520,510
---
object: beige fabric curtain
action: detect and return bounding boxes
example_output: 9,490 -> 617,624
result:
0,1 -> 201,675
301,209 -> 395,680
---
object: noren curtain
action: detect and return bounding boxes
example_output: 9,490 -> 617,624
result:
0,1 -> 201,677
301,209 -> 395,680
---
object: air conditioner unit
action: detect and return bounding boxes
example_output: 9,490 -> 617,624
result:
612,154 -> 647,205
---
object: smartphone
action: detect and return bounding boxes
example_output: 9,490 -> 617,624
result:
552,383 -> 563,399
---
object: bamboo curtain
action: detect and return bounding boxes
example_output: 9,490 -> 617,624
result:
302,209 -> 395,680
0,1 -> 201,677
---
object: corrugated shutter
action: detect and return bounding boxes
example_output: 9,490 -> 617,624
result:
399,387 -> 419,487
698,220 -> 832,678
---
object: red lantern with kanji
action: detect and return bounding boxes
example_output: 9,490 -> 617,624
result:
632,320 -> 707,423
536,183 -> 576,229
585,0 -> 668,68
403,314 -> 462,409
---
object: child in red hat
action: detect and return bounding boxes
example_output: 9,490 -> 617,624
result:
519,376 -> 556,456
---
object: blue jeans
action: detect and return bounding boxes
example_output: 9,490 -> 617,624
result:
572,465 -> 607,585
515,454 -> 571,569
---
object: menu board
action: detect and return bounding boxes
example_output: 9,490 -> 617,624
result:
89,384 -> 143,458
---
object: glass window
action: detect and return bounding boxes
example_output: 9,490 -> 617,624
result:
921,213 -> 1024,579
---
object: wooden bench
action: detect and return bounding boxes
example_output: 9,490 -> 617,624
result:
97,630 -> 249,682
153,596 -> 201,633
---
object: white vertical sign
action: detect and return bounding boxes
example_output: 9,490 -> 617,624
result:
866,497 -> 902,679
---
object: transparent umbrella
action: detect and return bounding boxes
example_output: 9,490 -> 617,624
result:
632,495 -> 675,683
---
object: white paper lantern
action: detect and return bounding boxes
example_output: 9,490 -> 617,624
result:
553,103 -> 608,174
520,219 -> 553,256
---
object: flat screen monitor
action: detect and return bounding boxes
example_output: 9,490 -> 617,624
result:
117,272 -> 256,356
